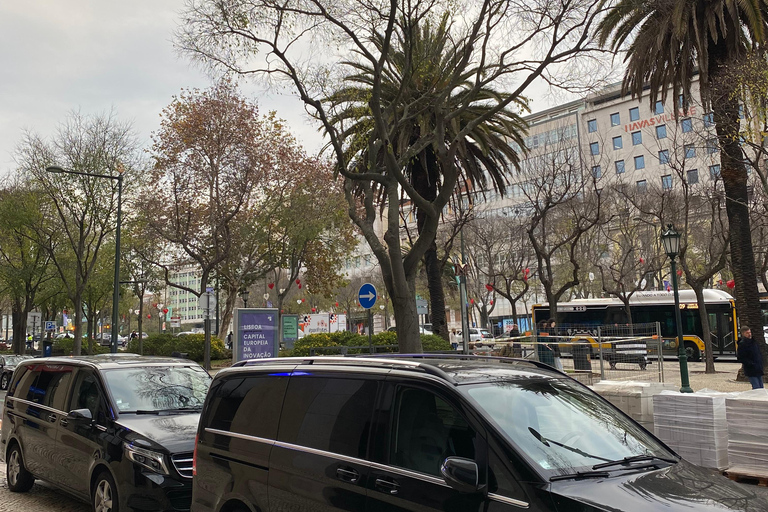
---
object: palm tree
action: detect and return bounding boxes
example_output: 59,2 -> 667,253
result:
596,0 -> 768,352
326,13 -> 528,341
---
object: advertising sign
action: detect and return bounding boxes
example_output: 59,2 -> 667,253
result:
235,308 -> 279,362
281,315 -> 299,350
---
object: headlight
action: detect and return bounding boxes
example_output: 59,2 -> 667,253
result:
124,443 -> 170,475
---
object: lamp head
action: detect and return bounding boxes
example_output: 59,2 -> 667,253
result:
661,223 -> 681,258
46,166 -> 65,174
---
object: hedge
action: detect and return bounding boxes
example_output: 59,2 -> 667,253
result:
124,333 -> 226,362
287,331 -> 450,356
52,337 -> 111,356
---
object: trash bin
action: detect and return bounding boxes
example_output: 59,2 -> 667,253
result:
573,342 -> 591,371
43,341 -> 52,357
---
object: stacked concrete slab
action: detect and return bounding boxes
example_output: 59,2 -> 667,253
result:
591,380 -> 675,433
725,389 -> 768,471
653,390 -> 732,470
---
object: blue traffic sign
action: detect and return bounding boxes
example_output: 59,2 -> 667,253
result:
358,283 -> 377,309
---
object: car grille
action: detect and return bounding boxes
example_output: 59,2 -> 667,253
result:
171,452 -> 194,479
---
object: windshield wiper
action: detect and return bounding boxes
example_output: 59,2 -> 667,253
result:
550,470 -> 611,482
592,454 -> 677,470
134,410 -> 160,415
529,427 -> 612,463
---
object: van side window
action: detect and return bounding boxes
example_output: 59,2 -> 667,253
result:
277,376 -> 377,459
488,449 -> 527,501
8,366 -> 32,398
35,365 -> 74,411
202,375 -> 288,439
391,387 -> 476,476
70,370 -> 107,423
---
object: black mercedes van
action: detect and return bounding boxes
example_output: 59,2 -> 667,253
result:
191,355 -> 768,512
0,355 -> 211,512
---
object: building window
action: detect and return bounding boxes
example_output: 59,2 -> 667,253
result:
636,180 -> 647,193
654,101 -> 664,115
659,149 -> 670,164
704,112 -> 714,127
590,142 -> 600,155
661,174 -> 673,190
678,94 -> 686,108
615,160 -> 625,174
613,136 -> 623,150
656,125 -> 667,139
610,112 -> 621,126
629,107 -> 640,121
710,164 -> 721,179
684,144 -> 695,159
634,155 -> 645,170
681,118 -> 693,133
592,165 -> 602,179
631,131 -> 642,145
687,169 -> 699,185
587,119 -> 597,133
707,138 -> 719,154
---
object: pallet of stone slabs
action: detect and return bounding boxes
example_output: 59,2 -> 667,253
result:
723,465 -> 768,487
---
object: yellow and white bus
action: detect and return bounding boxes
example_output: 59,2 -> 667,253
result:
532,289 -> 738,361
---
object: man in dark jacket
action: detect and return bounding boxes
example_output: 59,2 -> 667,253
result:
736,326 -> 764,389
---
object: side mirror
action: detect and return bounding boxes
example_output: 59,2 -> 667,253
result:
67,408 -> 93,421
441,457 -> 481,493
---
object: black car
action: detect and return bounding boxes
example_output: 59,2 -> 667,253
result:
0,355 -> 33,390
0,355 -> 211,512
192,355 -> 768,512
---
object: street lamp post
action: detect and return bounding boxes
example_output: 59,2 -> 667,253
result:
47,164 -> 125,354
661,224 -> 693,393
239,288 -> 250,308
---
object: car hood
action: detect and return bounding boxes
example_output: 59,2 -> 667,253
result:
116,412 -> 200,454
550,459 -> 768,512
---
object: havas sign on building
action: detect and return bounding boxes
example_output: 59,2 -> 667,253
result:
623,107 -> 697,132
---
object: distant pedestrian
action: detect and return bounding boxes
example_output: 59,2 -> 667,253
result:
536,320 -> 555,366
450,329 -> 459,350
226,331 -> 233,349
26,333 -> 32,350
736,326 -> 764,389
549,319 -> 563,371
510,324 -> 522,357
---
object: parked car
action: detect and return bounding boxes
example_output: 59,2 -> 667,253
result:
191,355 -> 768,512
459,328 -> 494,345
0,355 -> 33,390
1,355 -> 212,512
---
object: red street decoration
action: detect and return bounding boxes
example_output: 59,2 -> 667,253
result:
639,257 -> 645,264
311,308 -> 316,313
281,309 -> 284,314
523,275 -> 528,282
523,268 -> 530,275
727,279 -> 735,289
268,283 -> 274,289
296,279 -> 301,284
489,300 -> 494,305
162,308 -> 168,314
152,303 -> 158,308
298,283 -> 302,289
63,309 -> 68,315
677,269 -> 683,277
718,279 -> 724,286
470,298 -> 474,304
666,285 -> 671,292
301,298 -> 306,303
147,314 -> 152,319
335,302 -> 339,307
485,284 -> 494,292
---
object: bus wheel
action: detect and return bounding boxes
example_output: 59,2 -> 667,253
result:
684,343 -> 701,362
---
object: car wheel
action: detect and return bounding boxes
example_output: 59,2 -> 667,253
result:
93,470 -> 119,512
6,444 -> 34,492
0,372 -> 9,390
684,342 -> 701,362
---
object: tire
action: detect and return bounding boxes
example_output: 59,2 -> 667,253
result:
684,343 -> 701,362
0,372 -> 9,390
92,470 -> 119,512
6,444 -> 34,492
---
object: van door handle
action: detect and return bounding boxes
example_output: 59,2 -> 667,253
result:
336,466 -> 360,483
47,414 -> 57,423
59,419 -> 68,427
375,477 -> 400,494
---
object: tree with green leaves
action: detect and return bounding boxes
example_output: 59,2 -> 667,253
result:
596,0 -> 768,361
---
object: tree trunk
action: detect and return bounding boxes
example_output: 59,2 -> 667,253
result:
693,284 -> 716,374
391,292 -> 421,353
219,287 -> 238,339
138,301 -> 144,355
12,307 -> 27,355
424,242 -> 448,340
711,44 -> 766,369
73,296 -> 83,355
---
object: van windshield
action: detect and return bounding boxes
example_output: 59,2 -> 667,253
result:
466,378 -> 673,477
103,366 -> 211,413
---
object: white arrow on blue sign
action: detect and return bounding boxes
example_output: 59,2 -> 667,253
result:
358,283 -> 377,309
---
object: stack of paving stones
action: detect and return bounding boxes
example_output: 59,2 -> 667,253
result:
725,389 -> 768,480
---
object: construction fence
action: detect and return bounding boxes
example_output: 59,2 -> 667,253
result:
492,322 -> 665,385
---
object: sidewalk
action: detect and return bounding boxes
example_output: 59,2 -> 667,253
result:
661,361 -> 753,392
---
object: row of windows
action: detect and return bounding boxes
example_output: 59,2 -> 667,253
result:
594,158 -> 721,179
634,165 -> 721,192
588,95 -> 716,134
521,124 -> 578,150
590,139 -> 720,160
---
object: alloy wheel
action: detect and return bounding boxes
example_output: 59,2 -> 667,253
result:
7,450 -> 20,487
94,479 -> 113,512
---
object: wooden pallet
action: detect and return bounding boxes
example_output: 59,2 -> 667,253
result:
723,466 -> 768,487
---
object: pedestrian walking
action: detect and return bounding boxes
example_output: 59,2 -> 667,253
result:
736,326 -> 764,389
536,320 -> 555,366
450,329 -> 459,350
226,331 -> 233,349
549,319 -> 564,371
510,324 -> 522,357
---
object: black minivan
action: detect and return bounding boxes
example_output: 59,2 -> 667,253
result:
192,355 -> 768,512
1,355 -> 211,512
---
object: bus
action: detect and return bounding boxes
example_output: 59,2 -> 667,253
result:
532,289 -> 738,361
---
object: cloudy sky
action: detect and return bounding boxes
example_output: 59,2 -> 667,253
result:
0,1 -> 569,176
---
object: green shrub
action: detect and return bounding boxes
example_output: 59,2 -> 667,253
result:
124,333 -> 225,363
291,334 -> 339,356
421,334 -> 452,352
52,337 -> 110,356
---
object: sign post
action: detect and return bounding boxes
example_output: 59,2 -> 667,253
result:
358,283 -> 377,354
281,314 -> 299,350
235,308 -> 280,362
198,289 -> 217,370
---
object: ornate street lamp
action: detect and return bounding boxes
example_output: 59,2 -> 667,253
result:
661,224 -> 693,393
239,288 -> 250,308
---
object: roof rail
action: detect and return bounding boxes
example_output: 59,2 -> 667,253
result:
358,353 -> 560,373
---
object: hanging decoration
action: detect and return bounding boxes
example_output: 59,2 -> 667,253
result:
268,283 -> 274,289
485,284 -> 494,292
726,279 -> 735,289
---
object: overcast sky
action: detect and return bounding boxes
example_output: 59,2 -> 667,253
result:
0,1 -> 567,176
